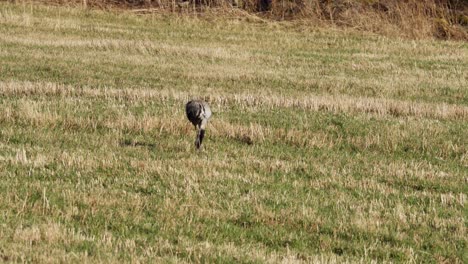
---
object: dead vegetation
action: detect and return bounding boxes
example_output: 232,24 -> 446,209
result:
2,81 -> 467,120
22,0 -> 468,40
1,86 -> 466,163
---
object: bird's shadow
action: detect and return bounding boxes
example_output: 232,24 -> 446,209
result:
119,138 -> 157,149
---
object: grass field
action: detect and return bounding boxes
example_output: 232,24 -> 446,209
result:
0,2 -> 467,263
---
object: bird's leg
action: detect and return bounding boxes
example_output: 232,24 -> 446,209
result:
196,119 -> 208,149
195,125 -> 201,149
198,129 -> 205,148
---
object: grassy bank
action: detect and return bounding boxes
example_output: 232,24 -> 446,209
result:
28,0 -> 468,40
0,2 -> 467,262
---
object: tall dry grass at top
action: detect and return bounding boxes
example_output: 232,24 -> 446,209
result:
23,0 -> 468,40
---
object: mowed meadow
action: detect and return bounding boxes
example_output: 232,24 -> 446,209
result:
0,2 -> 467,262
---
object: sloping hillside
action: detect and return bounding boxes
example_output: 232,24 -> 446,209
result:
32,0 -> 468,39
0,2 -> 467,262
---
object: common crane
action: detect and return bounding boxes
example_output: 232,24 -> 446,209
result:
185,100 -> 212,149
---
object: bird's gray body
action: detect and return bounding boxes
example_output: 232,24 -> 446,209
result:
186,100 -> 212,149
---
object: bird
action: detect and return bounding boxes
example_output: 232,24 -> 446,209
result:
185,100 -> 212,150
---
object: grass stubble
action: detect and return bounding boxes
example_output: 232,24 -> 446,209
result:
0,2 -> 467,263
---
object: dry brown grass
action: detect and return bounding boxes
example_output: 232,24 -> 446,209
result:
2,81 -> 466,165
22,0 -> 468,40
2,81 -> 467,120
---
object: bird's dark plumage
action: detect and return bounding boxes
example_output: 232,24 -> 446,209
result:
186,100 -> 212,149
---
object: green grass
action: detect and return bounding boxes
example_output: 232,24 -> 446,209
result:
0,2 -> 467,263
